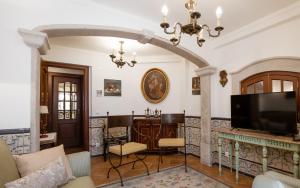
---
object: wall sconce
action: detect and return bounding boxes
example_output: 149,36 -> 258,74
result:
219,70 -> 228,87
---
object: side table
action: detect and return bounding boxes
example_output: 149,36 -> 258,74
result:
40,132 -> 57,149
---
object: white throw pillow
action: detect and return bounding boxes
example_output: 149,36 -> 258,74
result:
5,157 -> 68,188
14,145 -> 74,180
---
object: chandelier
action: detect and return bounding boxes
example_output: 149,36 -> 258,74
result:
109,41 -> 137,68
160,0 -> 224,47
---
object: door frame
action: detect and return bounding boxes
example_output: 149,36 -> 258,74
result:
41,60 -> 89,150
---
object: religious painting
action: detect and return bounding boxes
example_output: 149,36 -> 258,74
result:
141,68 -> 169,104
192,76 -> 201,95
104,79 -> 121,96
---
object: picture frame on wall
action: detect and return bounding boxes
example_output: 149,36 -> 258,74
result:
141,68 -> 169,104
192,77 -> 200,95
104,79 -> 121,96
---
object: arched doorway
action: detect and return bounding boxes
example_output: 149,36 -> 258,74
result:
19,25 -> 210,152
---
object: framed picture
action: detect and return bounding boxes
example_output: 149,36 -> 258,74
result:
104,79 -> 121,96
141,68 -> 169,104
192,77 -> 200,95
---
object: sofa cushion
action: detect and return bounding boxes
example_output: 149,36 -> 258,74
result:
60,176 -> 95,188
14,145 -> 74,180
5,157 -> 68,188
0,139 -> 20,188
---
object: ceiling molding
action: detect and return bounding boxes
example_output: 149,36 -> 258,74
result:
209,2 -> 300,49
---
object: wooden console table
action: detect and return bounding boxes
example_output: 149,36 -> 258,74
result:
216,128 -> 300,183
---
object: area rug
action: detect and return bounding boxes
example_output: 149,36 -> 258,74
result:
98,166 -> 230,188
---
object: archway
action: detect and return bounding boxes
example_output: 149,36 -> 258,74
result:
18,24 -> 211,153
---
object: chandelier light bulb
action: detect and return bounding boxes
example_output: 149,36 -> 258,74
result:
161,5 -> 168,16
216,6 -> 223,19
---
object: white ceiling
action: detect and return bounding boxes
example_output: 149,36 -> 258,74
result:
50,0 -> 298,56
95,0 -> 297,34
49,36 -> 174,56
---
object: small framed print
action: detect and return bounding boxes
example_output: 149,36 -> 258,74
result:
192,77 -> 200,95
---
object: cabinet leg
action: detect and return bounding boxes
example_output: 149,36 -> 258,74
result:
293,152 -> 299,178
235,141 -> 239,184
218,137 -> 222,176
262,146 -> 268,173
229,142 -> 232,172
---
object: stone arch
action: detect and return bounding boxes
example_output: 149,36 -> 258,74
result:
18,24 -> 211,152
231,56 -> 300,94
34,24 -> 209,67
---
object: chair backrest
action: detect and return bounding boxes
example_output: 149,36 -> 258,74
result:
106,112 -> 133,139
161,113 -> 185,125
0,139 -> 20,188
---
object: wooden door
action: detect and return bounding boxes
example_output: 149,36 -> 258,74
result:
52,75 -> 82,147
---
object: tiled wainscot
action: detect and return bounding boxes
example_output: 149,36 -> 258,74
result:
0,129 -> 31,154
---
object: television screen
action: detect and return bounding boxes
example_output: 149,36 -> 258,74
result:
231,92 -> 297,135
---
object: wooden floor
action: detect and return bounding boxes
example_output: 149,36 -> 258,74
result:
91,154 -> 253,187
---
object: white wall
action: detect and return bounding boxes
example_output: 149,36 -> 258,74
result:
0,0 -> 208,129
1,0 -> 299,129
210,15 -> 300,118
43,45 -> 201,117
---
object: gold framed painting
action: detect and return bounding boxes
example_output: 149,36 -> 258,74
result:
141,68 -> 169,104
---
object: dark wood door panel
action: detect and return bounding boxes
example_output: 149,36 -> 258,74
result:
52,75 -> 83,148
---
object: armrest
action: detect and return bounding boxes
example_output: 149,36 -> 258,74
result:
67,151 -> 91,177
252,175 -> 291,188
265,171 -> 300,188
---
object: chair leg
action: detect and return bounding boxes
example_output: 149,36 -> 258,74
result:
134,153 -> 150,175
107,152 -> 124,186
184,145 -> 187,172
157,148 -> 162,172
107,167 -> 112,178
112,167 -> 124,186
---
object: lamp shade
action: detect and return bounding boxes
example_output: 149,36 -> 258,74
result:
40,106 -> 49,114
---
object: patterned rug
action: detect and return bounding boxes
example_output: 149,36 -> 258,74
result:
98,166 -> 230,188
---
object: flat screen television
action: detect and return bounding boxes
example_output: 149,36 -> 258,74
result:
231,91 -> 298,135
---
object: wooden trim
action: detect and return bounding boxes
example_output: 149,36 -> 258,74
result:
0,128 -> 30,135
41,60 -> 90,151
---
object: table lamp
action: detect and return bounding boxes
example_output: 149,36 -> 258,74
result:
40,105 -> 49,138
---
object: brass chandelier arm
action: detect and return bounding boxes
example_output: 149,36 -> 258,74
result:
196,36 -> 203,47
127,60 -> 137,67
202,24 -> 223,38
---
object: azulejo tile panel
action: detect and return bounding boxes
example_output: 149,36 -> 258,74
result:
89,117 -> 106,156
0,133 -> 31,154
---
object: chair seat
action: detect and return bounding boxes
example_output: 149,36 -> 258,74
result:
109,142 -> 147,156
158,138 -> 185,147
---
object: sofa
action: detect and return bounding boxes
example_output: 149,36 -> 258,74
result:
252,171 -> 300,188
0,139 -> 95,188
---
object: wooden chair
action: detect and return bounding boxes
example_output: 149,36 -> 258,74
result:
157,111 -> 187,172
106,111 -> 150,186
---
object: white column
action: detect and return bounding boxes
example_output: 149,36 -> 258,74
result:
195,66 -> 216,166
18,28 -> 50,152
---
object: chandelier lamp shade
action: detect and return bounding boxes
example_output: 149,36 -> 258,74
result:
160,0 -> 224,47
109,41 -> 137,68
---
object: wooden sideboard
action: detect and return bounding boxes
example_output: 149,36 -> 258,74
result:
216,127 -> 300,184
132,118 -> 177,152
